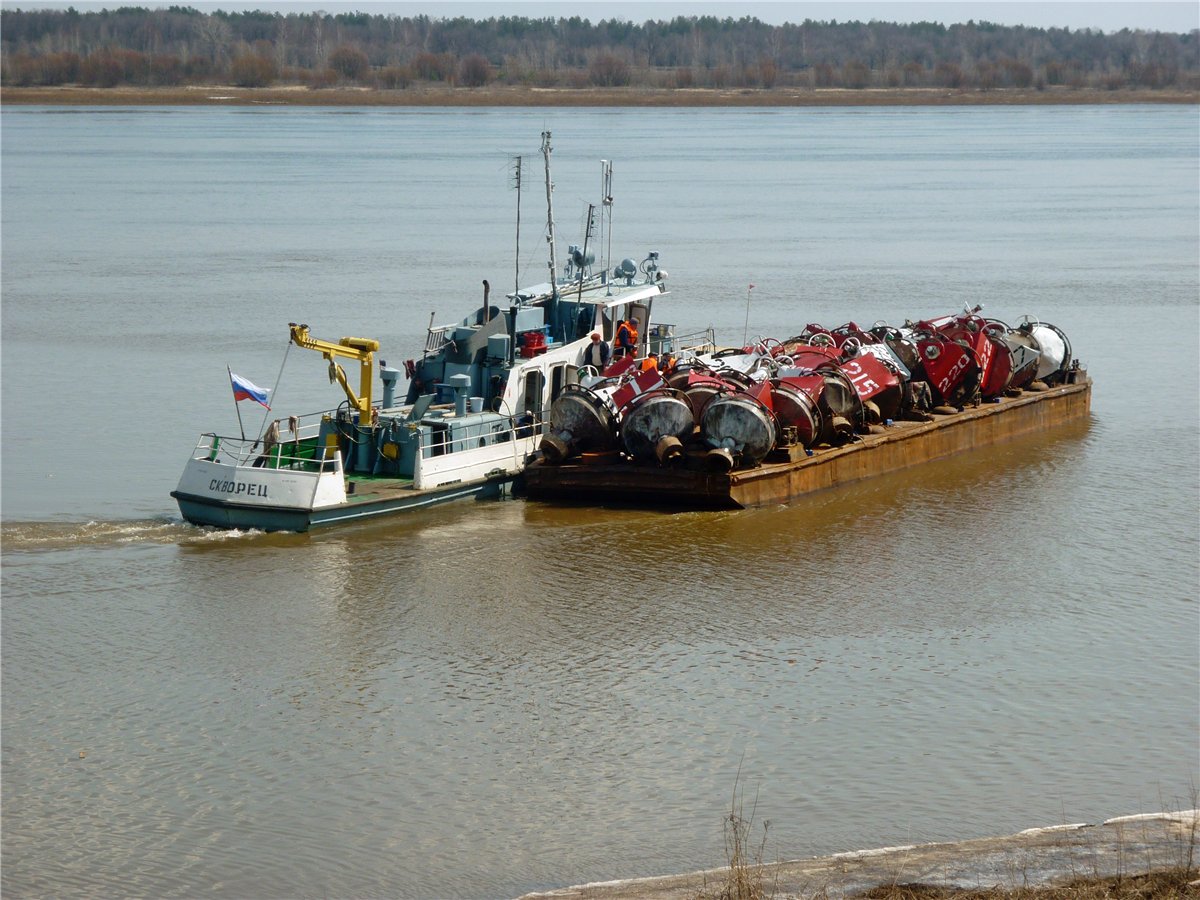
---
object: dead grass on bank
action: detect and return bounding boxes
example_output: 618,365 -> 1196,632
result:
693,784 -> 1198,900
855,870 -> 1199,899
698,862 -> 1199,900
846,806 -> 1200,900
2,84 -> 1197,107
698,767 -> 774,900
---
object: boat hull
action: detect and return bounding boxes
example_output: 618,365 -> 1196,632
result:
172,420 -> 539,532
172,478 -> 506,532
524,378 -> 1092,510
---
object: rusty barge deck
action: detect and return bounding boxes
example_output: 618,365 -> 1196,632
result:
522,377 -> 1092,509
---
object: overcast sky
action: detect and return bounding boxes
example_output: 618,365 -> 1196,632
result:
10,2 -> 1199,33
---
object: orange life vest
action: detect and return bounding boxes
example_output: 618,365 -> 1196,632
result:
615,320 -> 639,354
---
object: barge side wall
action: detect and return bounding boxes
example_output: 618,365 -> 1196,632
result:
730,379 -> 1092,507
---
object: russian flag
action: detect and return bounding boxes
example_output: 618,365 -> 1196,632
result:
231,372 -> 271,409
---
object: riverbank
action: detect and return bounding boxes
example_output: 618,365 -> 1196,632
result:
518,812 -> 1198,899
3,84 -> 1198,107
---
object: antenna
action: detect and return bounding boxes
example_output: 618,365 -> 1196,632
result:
743,283 -> 756,346
511,155 -> 522,298
577,202 -> 595,300
542,131 -> 558,299
601,161 -> 613,266
601,159 -> 614,295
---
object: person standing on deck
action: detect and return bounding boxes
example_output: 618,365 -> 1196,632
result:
583,331 -> 610,369
614,319 -> 639,359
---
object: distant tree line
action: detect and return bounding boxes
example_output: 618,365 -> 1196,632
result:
2,6 -> 1196,91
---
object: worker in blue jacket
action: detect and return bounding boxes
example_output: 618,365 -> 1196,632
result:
583,331 -> 611,369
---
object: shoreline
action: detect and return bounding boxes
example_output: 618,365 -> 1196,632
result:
518,811 -> 1199,899
3,84 -> 1198,107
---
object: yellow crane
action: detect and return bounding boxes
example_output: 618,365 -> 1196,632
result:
288,323 -> 380,421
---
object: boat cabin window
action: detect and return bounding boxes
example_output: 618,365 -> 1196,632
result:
429,423 -> 450,457
521,370 -> 544,415
550,364 -> 569,401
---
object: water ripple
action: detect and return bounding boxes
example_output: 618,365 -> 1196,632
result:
0,518 -> 270,552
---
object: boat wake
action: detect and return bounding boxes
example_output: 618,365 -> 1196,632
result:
1,518 -> 265,552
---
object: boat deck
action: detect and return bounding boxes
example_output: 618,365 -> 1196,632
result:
343,473 -> 416,502
329,470 -> 505,513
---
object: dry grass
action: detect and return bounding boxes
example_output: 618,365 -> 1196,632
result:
716,803 -> 771,900
699,765 -> 774,900
691,790 -> 1199,900
696,862 -> 1199,900
854,869 -> 1199,899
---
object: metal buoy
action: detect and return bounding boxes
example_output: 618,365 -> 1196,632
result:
701,394 -> 776,467
541,384 -> 618,463
621,392 -> 695,462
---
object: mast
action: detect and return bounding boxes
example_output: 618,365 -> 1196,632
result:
577,203 -> 595,300
512,155 -> 522,298
541,131 -> 558,299
601,159 -> 613,295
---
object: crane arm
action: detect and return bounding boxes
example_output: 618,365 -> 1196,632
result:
289,323 -> 380,418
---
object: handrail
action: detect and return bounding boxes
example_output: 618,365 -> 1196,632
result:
638,323 -> 718,359
671,325 -> 718,354
412,409 -> 546,458
412,409 -> 545,489
189,431 -> 342,474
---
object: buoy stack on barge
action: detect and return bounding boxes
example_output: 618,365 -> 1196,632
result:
523,307 -> 1091,509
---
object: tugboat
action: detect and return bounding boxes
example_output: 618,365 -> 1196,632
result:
171,133 -> 689,532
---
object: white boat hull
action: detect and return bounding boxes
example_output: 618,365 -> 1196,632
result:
172,435 -> 541,532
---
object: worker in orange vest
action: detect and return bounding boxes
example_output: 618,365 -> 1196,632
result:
614,318 -> 639,359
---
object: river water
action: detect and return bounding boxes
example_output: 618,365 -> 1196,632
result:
2,105 -> 1197,899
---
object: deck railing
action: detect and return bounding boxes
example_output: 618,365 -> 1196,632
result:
412,410 -> 545,490
188,409 -> 343,474
647,323 -> 717,358
666,324 -> 718,356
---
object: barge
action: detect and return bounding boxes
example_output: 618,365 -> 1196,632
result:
523,376 -> 1091,509
523,309 -> 1091,510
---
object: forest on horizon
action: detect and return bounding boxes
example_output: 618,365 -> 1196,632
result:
2,6 -> 1197,92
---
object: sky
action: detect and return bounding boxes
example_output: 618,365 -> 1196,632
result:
9,1 -> 1199,33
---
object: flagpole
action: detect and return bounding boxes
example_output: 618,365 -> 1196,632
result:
228,365 -> 246,441
742,283 -> 755,346
255,340 -> 291,441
